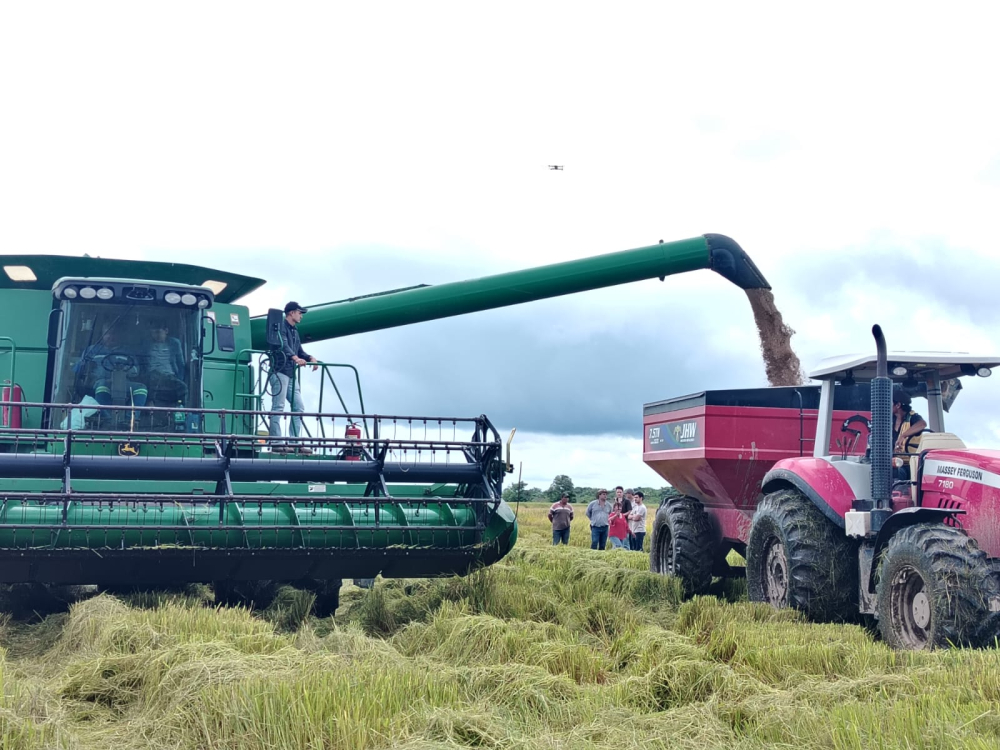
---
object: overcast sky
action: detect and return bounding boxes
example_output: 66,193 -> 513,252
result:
2,3 -> 1000,491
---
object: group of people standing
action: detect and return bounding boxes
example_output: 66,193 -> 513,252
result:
547,486 -> 648,551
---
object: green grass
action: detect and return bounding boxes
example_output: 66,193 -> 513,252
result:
0,505 -> 997,749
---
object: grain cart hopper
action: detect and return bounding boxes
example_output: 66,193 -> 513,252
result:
0,234 -> 767,609
644,383 -> 872,594
646,325 -> 1000,649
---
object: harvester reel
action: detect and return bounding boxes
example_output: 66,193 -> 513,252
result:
746,489 -> 857,622
650,496 -> 715,596
876,524 -> 1000,650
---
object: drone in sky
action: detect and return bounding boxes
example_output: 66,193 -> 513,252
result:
548,165 -> 564,171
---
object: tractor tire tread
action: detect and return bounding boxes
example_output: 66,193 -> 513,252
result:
747,488 -> 857,622
876,523 -> 1000,649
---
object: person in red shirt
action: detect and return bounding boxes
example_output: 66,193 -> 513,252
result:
608,501 -> 630,549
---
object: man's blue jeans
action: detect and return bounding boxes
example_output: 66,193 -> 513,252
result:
552,528 -> 570,546
590,525 -> 608,550
268,372 -> 305,441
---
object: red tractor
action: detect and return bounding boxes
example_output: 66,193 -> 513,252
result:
644,325 -> 1000,649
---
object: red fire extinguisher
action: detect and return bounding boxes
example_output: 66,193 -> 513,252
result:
344,422 -> 362,461
2,381 -> 23,429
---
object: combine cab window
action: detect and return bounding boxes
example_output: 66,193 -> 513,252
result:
50,303 -> 203,431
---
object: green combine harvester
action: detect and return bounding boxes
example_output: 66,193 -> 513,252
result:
0,234 -> 766,610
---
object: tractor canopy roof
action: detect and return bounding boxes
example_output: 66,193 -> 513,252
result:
810,352 -> 1000,383
0,255 -> 265,304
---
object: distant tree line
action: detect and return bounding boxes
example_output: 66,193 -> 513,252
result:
501,474 -> 679,506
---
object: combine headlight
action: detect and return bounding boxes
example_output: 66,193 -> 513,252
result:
180,293 -> 197,306
164,292 -> 181,304
978,367 -> 993,378
96,287 -> 114,300
197,298 -> 209,309
62,287 -> 78,299
891,365 -> 908,377
79,286 -> 97,299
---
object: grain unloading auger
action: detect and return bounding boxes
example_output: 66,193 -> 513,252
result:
0,234 -> 766,608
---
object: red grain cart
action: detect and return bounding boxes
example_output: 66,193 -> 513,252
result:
643,385 -> 871,593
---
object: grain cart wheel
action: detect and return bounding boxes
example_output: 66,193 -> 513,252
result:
746,488 -> 857,622
876,524 -> 1000,650
650,496 -> 715,596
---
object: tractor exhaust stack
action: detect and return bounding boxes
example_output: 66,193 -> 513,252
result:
870,324 -> 893,530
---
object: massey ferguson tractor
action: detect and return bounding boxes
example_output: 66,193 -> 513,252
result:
645,325 -> 1000,649
0,233 -> 767,612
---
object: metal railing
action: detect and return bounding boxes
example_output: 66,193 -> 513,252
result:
231,350 -> 369,441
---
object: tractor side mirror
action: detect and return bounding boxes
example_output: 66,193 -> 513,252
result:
265,309 -> 283,349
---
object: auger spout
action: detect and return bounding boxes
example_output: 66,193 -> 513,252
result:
250,234 -> 769,346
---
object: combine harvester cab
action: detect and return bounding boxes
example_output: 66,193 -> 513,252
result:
646,326 -> 1000,650
0,233 -> 771,613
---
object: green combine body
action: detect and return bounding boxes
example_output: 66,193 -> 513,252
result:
0,234 -> 766,603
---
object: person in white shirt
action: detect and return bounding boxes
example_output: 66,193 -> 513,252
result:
627,491 -> 648,551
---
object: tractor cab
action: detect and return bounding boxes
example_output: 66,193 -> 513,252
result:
808,351 -> 1000,469
46,278 -> 214,432
804,352 -> 1000,513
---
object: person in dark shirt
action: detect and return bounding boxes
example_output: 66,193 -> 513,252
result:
548,493 -> 574,545
892,388 -> 927,450
139,318 -> 187,405
268,301 -> 319,454
892,388 -> 927,479
76,326 -> 148,409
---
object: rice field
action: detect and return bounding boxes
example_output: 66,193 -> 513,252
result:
1,503 -> 999,749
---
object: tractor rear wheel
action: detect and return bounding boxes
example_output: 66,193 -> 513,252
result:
876,523 -> 1000,650
650,496 -> 716,596
746,488 -> 857,622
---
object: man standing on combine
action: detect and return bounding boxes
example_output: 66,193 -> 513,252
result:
269,301 -> 319,454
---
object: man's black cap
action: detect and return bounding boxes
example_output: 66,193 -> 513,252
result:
284,301 -> 308,315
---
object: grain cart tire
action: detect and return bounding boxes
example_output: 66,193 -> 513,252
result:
876,523 -> 1000,650
650,496 -> 715,596
746,488 -> 857,622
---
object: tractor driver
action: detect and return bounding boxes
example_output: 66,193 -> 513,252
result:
892,388 -> 927,479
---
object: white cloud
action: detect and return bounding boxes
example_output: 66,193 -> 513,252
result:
509,431 -> 652,492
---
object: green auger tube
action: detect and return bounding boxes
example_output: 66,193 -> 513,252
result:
250,234 -> 768,345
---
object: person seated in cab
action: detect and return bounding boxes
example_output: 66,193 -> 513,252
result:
74,325 -> 148,408
139,318 -> 187,405
892,387 -> 927,479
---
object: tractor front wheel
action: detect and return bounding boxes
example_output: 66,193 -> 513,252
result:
746,488 -> 857,622
876,523 -> 1000,650
650,496 -> 716,596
